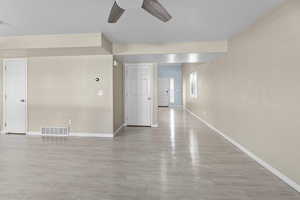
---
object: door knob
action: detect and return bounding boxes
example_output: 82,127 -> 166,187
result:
20,99 -> 25,103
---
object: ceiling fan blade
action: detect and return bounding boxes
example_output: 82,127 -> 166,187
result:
108,1 -> 125,23
142,0 -> 172,22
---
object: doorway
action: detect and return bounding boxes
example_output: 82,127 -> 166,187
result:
158,78 -> 170,107
158,64 -> 182,107
3,58 -> 27,134
125,64 -> 153,127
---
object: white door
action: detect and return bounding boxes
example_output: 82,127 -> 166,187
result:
158,78 -> 170,107
4,59 -> 27,133
126,65 -> 152,126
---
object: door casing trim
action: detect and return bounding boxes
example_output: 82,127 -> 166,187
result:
124,63 -> 155,127
2,58 -> 28,134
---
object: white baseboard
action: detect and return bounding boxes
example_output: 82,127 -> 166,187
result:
185,107 -> 300,193
27,132 -> 114,138
151,124 -> 159,128
169,105 -> 183,108
114,123 -> 126,137
70,132 -> 113,138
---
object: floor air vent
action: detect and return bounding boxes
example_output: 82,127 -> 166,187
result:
41,127 -> 69,136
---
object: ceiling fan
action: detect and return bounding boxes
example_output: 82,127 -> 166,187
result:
108,0 -> 172,23
0,20 -> 10,26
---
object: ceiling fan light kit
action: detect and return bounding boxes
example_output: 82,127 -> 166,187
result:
108,0 -> 172,23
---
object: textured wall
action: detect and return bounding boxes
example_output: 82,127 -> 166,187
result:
28,55 -> 114,134
113,61 -> 124,133
0,62 -> 2,131
183,0 -> 300,185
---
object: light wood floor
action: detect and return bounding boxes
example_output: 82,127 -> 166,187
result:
0,108 -> 299,200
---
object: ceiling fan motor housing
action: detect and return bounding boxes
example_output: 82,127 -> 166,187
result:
116,0 -> 144,9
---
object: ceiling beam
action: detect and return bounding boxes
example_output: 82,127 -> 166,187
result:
113,41 -> 228,55
0,33 -> 113,57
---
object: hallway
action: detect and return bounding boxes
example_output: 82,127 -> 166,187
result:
0,108 -> 299,200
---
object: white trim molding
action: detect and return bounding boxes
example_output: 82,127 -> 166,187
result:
27,132 -> 114,138
185,107 -> 300,193
124,63 -> 155,127
114,123 -> 126,137
169,105 -> 183,108
3,58 -> 28,135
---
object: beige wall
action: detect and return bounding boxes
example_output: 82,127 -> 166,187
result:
28,55 -> 114,134
0,62 -> 2,131
183,0 -> 300,185
113,61 -> 124,133
152,64 -> 158,126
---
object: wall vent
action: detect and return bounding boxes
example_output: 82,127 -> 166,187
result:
41,127 -> 69,136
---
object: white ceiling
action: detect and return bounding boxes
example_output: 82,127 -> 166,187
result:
0,0 -> 284,44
